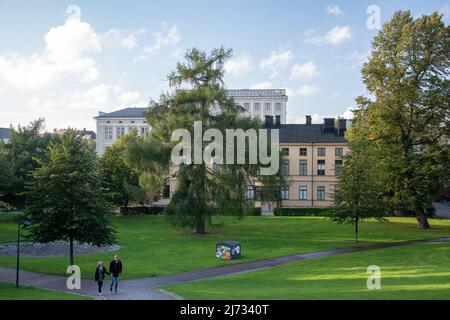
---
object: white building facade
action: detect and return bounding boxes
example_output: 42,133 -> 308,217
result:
227,89 -> 288,124
95,108 -> 149,156
94,89 -> 288,155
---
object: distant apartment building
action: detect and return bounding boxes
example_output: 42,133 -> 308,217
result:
264,116 -> 348,208
225,89 -> 288,124
94,89 -> 288,156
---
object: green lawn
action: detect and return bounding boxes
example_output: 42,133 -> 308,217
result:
163,241 -> 450,300
0,283 -> 92,300
0,215 -> 449,279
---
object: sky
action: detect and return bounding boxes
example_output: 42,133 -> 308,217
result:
0,0 -> 449,131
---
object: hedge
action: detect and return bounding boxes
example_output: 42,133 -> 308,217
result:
120,206 -> 166,216
273,207 -> 331,216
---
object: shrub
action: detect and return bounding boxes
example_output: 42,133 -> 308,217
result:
273,207 -> 331,216
120,206 -> 166,216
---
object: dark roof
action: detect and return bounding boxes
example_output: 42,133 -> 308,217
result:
272,124 -> 347,144
0,128 -> 10,140
95,108 -> 147,119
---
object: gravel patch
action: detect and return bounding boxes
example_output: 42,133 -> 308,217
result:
0,241 -> 120,257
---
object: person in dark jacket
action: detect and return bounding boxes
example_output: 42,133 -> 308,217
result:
94,261 -> 110,296
109,255 -> 123,293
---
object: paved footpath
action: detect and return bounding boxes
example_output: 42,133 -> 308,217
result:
1,237 -> 449,300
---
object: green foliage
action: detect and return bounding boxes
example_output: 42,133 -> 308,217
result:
354,11 -> 450,229
274,207 -> 331,216
99,130 -> 143,208
25,129 -> 116,265
330,109 -> 387,241
2,119 -> 54,207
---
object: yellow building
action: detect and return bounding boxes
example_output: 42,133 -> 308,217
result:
277,116 -> 349,208
159,116 -> 349,209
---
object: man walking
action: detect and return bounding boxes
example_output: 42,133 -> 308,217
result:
109,255 -> 123,293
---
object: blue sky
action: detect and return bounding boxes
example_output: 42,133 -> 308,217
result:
0,0 -> 449,130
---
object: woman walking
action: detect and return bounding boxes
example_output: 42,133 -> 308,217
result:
94,261 -> 110,296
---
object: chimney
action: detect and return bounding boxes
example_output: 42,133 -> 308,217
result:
323,118 -> 335,132
338,118 -> 347,136
265,115 -> 274,127
275,115 -> 281,126
306,115 -> 312,125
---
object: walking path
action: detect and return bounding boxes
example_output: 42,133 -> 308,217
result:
1,237 -> 449,300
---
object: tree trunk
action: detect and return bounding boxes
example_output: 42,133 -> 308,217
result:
354,218 -> 359,242
415,206 -> 430,229
196,218 -> 205,234
69,237 -> 74,266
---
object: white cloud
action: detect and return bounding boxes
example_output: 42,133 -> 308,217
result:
225,54 -> 254,78
27,84 -> 142,114
250,81 -> 273,89
290,61 -> 319,79
287,108 -> 353,125
0,5 -> 145,130
259,50 -> 294,78
289,85 -> 319,97
101,29 -> 146,50
326,5 -> 344,16
325,26 -> 353,44
304,26 -> 353,45
342,107 -> 354,119
135,25 -> 181,62
0,16 -> 102,90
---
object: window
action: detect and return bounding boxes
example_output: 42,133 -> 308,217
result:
162,185 -> 170,198
244,103 -> 250,113
116,127 -> 125,138
254,103 -> 260,112
299,148 -> 307,156
281,160 -> 290,175
275,103 -> 282,111
317,160 -> 325,176
335,148 -> 343,156
299,186 -> 307,200
246,186 -> 255,200
318,148 -> 326,157
335,160 -> 343,176
281,186 -> 289,200
317,186 -> 326,200
141,127 -> 145,135
299,160 -> 307,176
281,148 -> 289,156
104,127 -> 113,140
264,103 -> 271,112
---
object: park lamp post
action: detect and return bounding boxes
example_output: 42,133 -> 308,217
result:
16,218 -> 30,288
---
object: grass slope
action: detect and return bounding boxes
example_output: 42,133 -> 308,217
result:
0,215 -> 449,279
164,242 -> 450,300
0,283 -> 92,300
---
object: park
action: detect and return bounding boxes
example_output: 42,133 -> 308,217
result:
0,214 -> 450,299
0,3 -> 449,303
